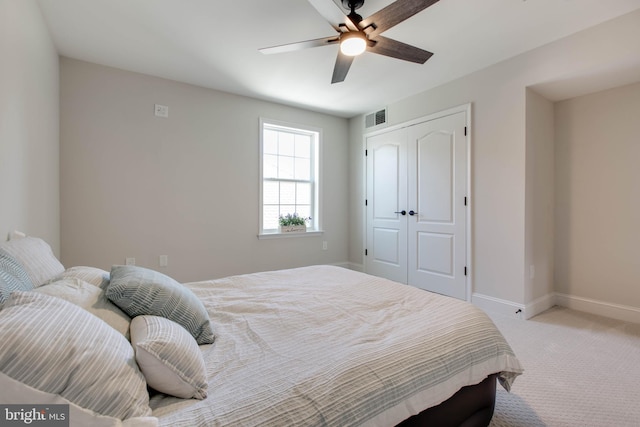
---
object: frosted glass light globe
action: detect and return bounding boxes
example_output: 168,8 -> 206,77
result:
340,33 -> 366,56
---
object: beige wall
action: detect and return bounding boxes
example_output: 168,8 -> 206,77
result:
0,0 -> 59,252
525,89 -> 555,305
6,0 -> 639,318
349,10 -> 640,313
555,81 -> 640,309
60,59 -> 349,282
350,62 -> 528,306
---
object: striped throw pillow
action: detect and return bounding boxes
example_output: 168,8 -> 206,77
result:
107,265 -> 215,344
0,249 -> 35,304
0,291 -> 151,420
131,315 -> 208,399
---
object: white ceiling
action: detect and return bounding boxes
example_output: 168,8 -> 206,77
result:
36,0 -> 640,118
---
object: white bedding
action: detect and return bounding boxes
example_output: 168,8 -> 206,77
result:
150,265 -> 522,426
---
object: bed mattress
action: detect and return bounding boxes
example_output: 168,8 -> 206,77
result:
150,265 -> 522,426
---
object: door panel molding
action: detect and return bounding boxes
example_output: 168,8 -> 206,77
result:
365,128 -> 408,284
364,104 -> 472,301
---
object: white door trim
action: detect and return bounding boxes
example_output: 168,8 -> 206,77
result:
362,103 -> 472,301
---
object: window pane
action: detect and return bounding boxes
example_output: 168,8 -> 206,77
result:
280,181 -> 295,205
295,158 -> 310,180
279,132 -> 295,156
264,154 -> 278,179
280,205 -> 296,218
296,205 -> 311,223
263,205 -> 279,230
295,134 -> 311,158
279,156 -> 294,179
296,183 -> 311,204
263,181 -> 279,204
264,130 -> 278,154
261,122 -> 319,234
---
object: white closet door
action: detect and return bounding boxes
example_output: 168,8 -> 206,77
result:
365,128 -> 408,284
407,112 -> 467,299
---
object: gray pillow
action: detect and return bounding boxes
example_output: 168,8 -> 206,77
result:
0,249 -> 35,304
106,265 -> 215,345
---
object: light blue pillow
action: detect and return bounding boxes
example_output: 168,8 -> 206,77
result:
106,265 -> 215,344
0,249 -> 35,304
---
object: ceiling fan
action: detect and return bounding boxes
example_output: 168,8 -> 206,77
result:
259,0 -> 439,84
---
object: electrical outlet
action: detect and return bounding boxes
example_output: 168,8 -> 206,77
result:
154,104 -> 169,118
159,255 -> 168,267
125,257 -> 135,266
322,241 -> 328,251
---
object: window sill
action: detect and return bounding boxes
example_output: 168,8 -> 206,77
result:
258,230 -> 324,240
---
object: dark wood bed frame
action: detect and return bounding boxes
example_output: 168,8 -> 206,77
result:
397,374 -> 498,427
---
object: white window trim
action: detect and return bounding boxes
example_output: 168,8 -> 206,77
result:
258,118 -> 323,239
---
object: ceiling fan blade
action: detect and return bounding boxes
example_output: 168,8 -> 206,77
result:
368,35 -> 433,64
308,0 -> 359,32
260,36 -> 339,55
331,51 -> 355,83
361,0 -> 439,38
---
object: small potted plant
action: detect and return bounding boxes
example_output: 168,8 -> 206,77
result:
279,213 -> 311,233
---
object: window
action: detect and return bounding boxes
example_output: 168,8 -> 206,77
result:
259,119 -> 321,236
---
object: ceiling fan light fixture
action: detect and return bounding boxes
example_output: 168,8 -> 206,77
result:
340,32 -> 367,56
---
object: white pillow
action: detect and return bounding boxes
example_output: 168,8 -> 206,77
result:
8,230 -> 27,240
0,236 -> 64,286
35,278 -> 131,338
0,291 -> 151,420
50,265 -> 110,289
130,315 -> 208,399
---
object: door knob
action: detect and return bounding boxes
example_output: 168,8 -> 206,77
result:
394,210 -> 407,216
409,210 -> 418,216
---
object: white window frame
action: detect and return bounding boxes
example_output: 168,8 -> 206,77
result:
258,118 -> 323,238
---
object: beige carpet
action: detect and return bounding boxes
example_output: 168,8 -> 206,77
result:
486,306 -> 640,426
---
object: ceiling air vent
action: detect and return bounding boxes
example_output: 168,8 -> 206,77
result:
365,108 -> 387,129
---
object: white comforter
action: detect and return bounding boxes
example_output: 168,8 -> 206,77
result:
150,265 -> 522,426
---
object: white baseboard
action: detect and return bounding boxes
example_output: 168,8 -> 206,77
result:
472,292 -> 554,320
555,293 -> 640,324
525,293 -> 556,319
472,293 -> 525,319
341,262 -> 364,272
356,269 -> 640,324
474,291 -> 640,324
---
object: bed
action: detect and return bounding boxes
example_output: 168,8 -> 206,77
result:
0,235 -> 523,427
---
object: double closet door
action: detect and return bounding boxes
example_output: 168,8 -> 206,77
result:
365,110 -> 468,300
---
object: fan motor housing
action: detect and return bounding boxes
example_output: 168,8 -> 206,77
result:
342,0 -> 364,10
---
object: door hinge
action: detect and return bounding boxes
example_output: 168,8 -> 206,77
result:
365,199 -> 368,206
464,196 -> 467,206
464,126 -> 467,136
365,149 -> 368,156
365,249 -> 368,256
464,266 -> 468,276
